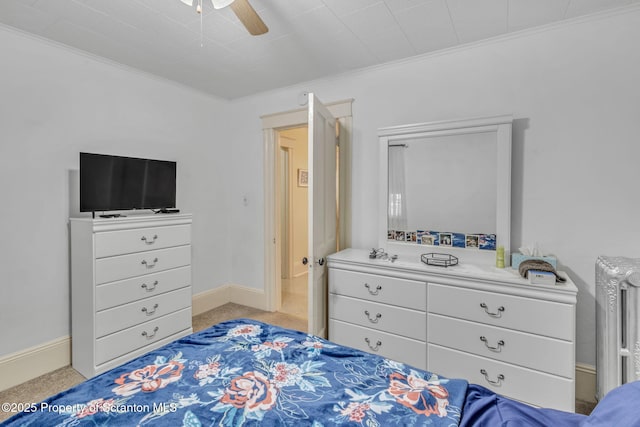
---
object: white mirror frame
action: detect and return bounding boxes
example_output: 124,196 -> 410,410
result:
378,115 -> 513,266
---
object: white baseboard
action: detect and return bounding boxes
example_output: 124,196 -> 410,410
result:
575,363 -> 597,403
191,284 -> 268,315
0,336 -> 70,392
228,284 -> 268,311
191,285 -> 231,316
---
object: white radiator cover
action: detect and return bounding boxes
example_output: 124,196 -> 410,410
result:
595,256 -> 640,400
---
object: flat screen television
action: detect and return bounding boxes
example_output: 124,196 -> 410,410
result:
80,152 -> 176,214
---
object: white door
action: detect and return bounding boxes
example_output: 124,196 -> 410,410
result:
306,93 -> 337,338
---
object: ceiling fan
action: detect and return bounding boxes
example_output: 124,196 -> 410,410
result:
180,0 -> 268,36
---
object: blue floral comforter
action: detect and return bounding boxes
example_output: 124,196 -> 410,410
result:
2,319 -> 468,426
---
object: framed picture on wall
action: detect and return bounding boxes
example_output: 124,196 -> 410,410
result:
298,169 -> 308,187
439,232 -> 452,246
465,234 -> 479,248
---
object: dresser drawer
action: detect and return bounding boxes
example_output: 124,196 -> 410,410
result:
428,344 -> 574,411
95,245 -> 191,284
330,319 -> 426,370
330,294 -> 426,340
95,224 -> 191,258
428,283 -> 573,340
427,314 -> 573,378
96,287 -> 192,338
95,308 -> 192,366
96,266 -> 191,311
329,268 -> 426,311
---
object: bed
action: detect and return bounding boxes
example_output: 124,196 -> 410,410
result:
1,319 -> 637,426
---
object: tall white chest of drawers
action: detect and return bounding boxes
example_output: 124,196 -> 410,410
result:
328,248 -> 578,411
70,214 -> 193,378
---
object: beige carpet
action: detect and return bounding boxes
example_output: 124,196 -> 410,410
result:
0,303 -> 594,422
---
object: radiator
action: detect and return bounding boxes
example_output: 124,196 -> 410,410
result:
595,256 -> 640,400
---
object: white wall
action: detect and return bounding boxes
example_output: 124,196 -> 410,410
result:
226,7 -> 640,367
0,26 -> 232,357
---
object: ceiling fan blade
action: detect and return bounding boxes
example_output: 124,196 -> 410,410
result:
211,0 -> 234,8
229,0 -> 268,36
180,0 -> 194,6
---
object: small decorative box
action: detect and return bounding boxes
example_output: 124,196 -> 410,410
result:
527,269 -> 556,285
511,253 -> 557,270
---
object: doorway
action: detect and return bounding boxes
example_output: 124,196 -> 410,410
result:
261,98 -> 353,331
277,126 -> 309,320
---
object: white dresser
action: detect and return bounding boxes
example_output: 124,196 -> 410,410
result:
328,248 -> 578,411
70,214 -> 193,378
329,266 -> 428,370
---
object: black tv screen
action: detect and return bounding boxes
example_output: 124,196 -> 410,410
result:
80,152 -> 176,213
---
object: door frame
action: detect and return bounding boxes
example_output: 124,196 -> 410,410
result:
262,99 -> 353,312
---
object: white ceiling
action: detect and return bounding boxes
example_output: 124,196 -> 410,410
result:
1,0 -> 637,99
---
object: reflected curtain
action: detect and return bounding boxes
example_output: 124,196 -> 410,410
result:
388,145 -> 407,230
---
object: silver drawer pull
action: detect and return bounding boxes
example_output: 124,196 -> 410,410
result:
141,258 -> 158,268
141,281 -> 159,292
364,337 -> 382,352
141,234 -> 158,244
480,302 -> 505,318
141,303 -> 159,316
480,336 -> 505,352
364,283 -> 382,295
480,369 -> 505,386
141,326 -> 159,339
364,310 -> 382,323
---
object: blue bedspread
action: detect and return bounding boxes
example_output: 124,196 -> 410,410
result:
2,319 -> 468,426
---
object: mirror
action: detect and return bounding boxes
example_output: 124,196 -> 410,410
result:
378,115 -> 513,265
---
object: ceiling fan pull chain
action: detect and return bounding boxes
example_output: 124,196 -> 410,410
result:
179,0 -> 268,38
200,0 -> 204,47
